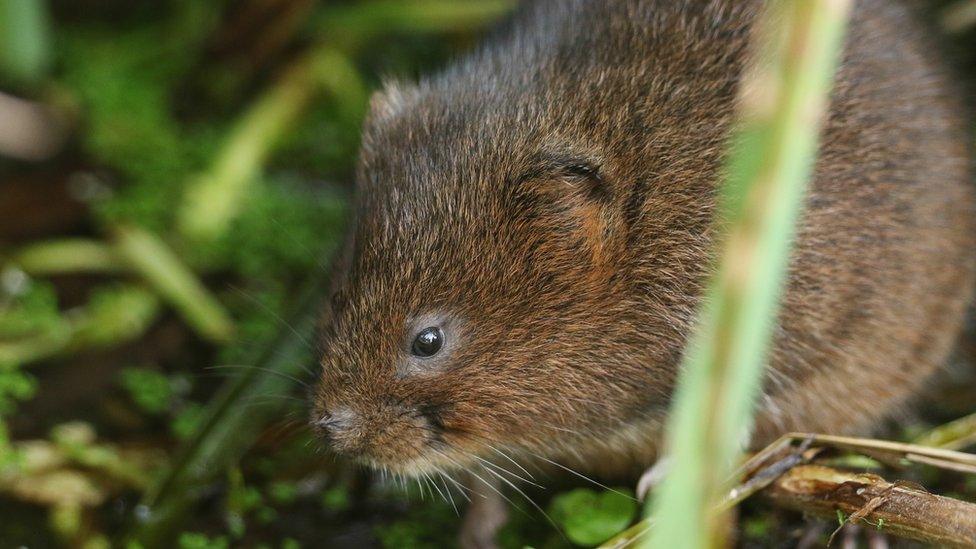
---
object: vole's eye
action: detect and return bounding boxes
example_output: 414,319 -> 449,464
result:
411,327 -> 444,357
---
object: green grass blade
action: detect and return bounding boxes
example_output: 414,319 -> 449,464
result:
11,239 -> 128,276
127,271 -> 330,546
176,48 -> 366,245
318,0 -> 515,37
0,0 -> 51,84
113,225 -> 234,343
643,2 -> 852,548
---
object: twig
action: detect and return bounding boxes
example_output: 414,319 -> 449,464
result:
780,432 -> 976,475
602,432 -> 976,548
766,464 -> 976,548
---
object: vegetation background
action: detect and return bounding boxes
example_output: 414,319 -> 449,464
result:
0,0 -> 974,547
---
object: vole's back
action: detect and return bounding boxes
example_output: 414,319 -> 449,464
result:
319,0 -> 975,477
465,0 -> 976,443
756,1 -> 975,439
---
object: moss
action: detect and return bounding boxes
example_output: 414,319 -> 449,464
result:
58,26 -> 217,231
374,499 -> 461,549
178,532 -> 229,549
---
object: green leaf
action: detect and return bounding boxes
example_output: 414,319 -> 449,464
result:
549,488 -> 637,546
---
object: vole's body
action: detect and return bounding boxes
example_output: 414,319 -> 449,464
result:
313,0 -> 975,480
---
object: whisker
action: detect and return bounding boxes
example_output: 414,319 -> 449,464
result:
425,470 -> 446,505
430,449 -> 523,514
228,284 -> 316,355
526,451 -> 638,502
488,446 -> 537,481
415,476 -> 426,500
431,448 -> 568,542
471,455 -> 544,489
480,465 -> 567,542
426,469 -> 459,514
205,364 -> 310,389
434,468 -> 473,503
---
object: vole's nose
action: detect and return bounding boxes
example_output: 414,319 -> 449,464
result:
315,407 -> 357,445
315,405 -> 400,459
314,402 -> 433,468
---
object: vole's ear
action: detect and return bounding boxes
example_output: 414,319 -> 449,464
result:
555,160 -> 609,203
366,80 -> 419,125
523,150 -> 610,204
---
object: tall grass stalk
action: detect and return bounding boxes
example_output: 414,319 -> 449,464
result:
176,48 -> 366,244
0,0 -> 51,84
129,272 -> 330,546
318,0 -> 515,39
644,1 -> 851,547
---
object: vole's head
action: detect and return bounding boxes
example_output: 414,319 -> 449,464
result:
311,72 -> 709,475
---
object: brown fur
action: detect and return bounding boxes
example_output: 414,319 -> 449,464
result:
311,0 -> 975,478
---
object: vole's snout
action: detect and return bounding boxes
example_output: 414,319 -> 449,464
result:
314,407 -> 355,446
313,401 -> 439,471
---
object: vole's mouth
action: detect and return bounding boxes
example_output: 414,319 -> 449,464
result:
312,403 -> 474,476
364,448 -> 463,478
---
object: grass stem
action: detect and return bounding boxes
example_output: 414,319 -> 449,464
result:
643,2 -> 852,547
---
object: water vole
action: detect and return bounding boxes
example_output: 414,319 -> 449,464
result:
311,0 -> 975,481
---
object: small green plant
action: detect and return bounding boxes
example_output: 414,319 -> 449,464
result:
549,488 -> 638,546
178,532 -> 229,549
120,368 -> 174,415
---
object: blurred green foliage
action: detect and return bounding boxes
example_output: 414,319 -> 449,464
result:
60,25 -> 219,231
373,495 -> 461,549
0,0 -> 540,544
0,0 -> 973,547
0,0 -> 505,544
